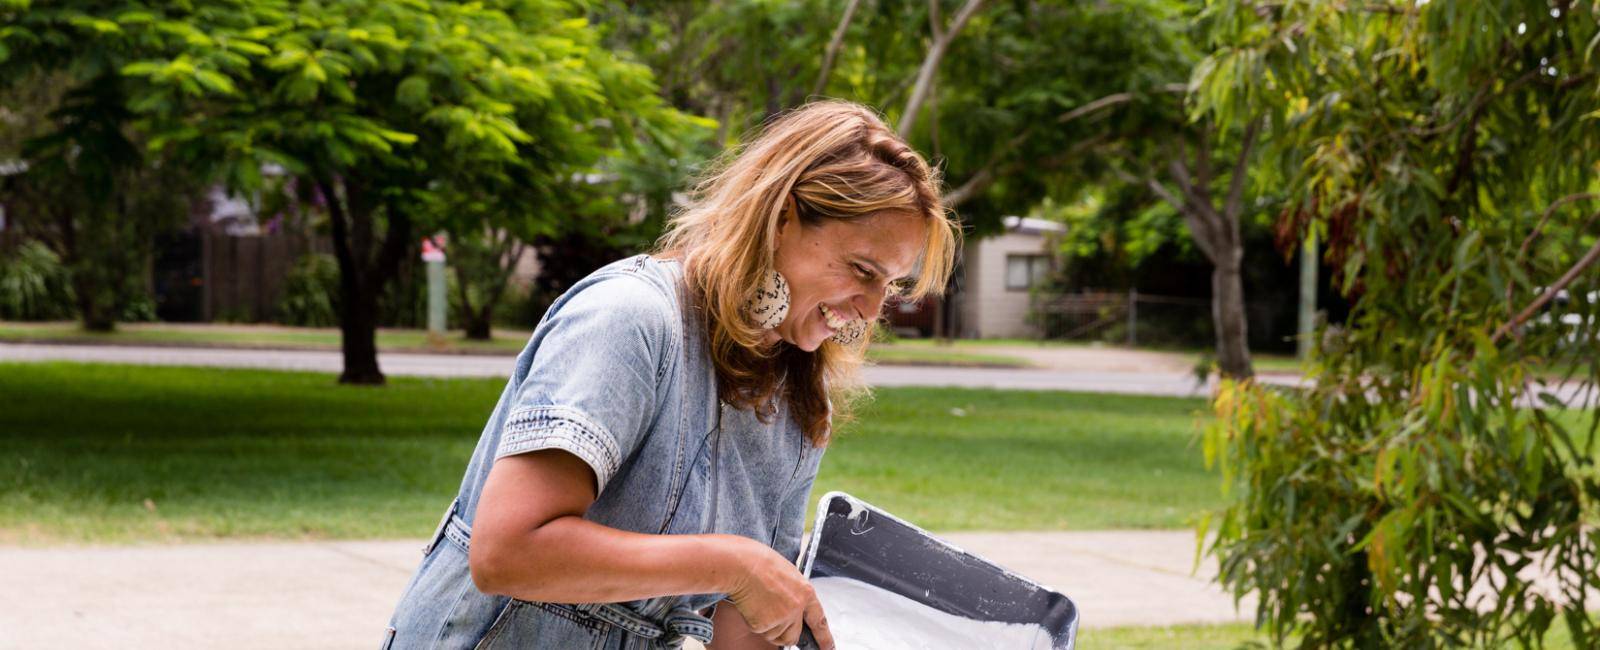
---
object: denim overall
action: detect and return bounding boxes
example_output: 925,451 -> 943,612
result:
382,255 -> 824,649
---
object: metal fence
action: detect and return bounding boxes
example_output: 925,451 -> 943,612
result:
1033,290 -> 1286,349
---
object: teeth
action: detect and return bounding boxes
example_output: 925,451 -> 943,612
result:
820,304 -> 850,330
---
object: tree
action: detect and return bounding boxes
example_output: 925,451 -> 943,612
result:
1197,1 -> 1600,646
107,0 -> 695,383
897,0 -> 1263,374
1119,112 -> 1264,379
0,24 -> 202,331
595,0 -> 842,144
597,1 -> 1265,365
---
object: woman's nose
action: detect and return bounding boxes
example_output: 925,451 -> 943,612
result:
853,287 -> 887,322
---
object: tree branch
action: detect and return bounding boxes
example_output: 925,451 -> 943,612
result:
943,134 -> 1104,208
1520,193 -> 1600,261
1167,148 -> 1226,262
1223,115 -> 1264,222
1055,92 -> 1134,125
944,165 -> 995,208
453,252 -> 477,321
490,231 -> 527,304
1107,160 -> 1216,265
1165,146 -> 1195,196
812,0 -> 862,97
1112,163 -> 1222,263
316,176 -> 359,294
939,89 -> 1146,208
373,200 -> 413,287
1179,209 -> 1223,264
898,0 -> 988,138
1142,176 -> 1185,214
1493,226 -> 1600,343
1411,64 -> 1542,139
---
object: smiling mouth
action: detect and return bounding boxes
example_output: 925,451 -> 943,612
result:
819,303 -> 851,331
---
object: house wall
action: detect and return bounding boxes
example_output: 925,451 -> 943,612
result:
958,230 -> 1048,338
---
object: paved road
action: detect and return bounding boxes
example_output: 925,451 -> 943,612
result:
0,531 -> 1252,649
19,343 -> 1597,406
0,342 -> 1275,397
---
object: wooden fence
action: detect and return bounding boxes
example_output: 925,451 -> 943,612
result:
201,232 -> 329,322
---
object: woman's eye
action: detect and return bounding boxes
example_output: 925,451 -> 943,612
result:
852,263 -> 872,279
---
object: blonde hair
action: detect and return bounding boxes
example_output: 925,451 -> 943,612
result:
655,99 -> 959,445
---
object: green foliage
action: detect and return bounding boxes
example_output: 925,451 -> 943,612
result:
276,253 -> 340,327
1043,190 -> 1198,269
0,18 -> 206,332
0,239 -> 75,320
1,0 -> 703,378
1197,1 -> 1600,646
933,0 -> 1196,225
598,0 -> 1202,233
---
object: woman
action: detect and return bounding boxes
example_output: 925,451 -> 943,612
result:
383,100 -> 958,650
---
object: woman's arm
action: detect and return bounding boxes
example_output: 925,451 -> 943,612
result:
470,449 -> 744,601
468,450 -> 835,649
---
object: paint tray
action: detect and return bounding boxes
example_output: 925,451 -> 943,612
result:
795,491 -> 1078,650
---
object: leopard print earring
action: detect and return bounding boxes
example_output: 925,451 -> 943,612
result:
831,318 -> 870,345
746,270 -> 790,330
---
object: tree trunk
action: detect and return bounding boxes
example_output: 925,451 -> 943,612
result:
320,176 -> 397,386
1211,260 -> 1253,380
73,273 -> 115,332
464,304 -> 494,341
56,208 -> 115,331
339,285 -> 385,384
764,75 -> 784,121
455,273 -> 497,341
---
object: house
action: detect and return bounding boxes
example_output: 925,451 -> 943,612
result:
886,215 -> 1064,339
954,216 -> 1064,338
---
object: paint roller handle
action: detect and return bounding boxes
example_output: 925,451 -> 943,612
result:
792,625 -> 820,650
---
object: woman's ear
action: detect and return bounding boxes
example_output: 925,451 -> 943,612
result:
775,194 -> 799,246
784,194 -> 800,224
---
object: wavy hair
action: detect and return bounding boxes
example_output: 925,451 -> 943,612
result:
655,100 -> 959,446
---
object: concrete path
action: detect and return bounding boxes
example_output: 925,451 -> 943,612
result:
16,343 -> 1595,406
0,342 -> 1254,397
0,531 -> 1250,649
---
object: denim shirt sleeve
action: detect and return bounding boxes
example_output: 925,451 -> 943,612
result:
495,275 -> 678,494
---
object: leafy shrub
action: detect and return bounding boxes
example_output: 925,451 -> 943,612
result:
0,240 -> 75,320
275,253 -> 340,327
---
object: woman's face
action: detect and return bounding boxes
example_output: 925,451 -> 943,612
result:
768,208 -> 926,351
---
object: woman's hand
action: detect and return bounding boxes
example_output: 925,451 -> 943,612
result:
472,450 -> 833,649
722,538 -> 835,649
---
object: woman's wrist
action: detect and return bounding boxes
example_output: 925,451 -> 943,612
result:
698,533 -> 760,597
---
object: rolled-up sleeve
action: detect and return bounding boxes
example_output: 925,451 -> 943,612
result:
496,277 -> 678,494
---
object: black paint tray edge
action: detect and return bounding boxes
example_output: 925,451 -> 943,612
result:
796,491 -> 1079,649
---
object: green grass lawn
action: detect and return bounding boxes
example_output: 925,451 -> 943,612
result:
820,386 -> 1212,531
0,362 -> 1215,542
0,321 -> 532,354
863,344 -> 1032,367
1083,623 -> 1271,649
1082,623 -> 1582,649
0,321 -> 1034,367
883,337 -> 1091,349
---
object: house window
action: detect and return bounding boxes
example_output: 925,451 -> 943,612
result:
1005,254 -> 1050,291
